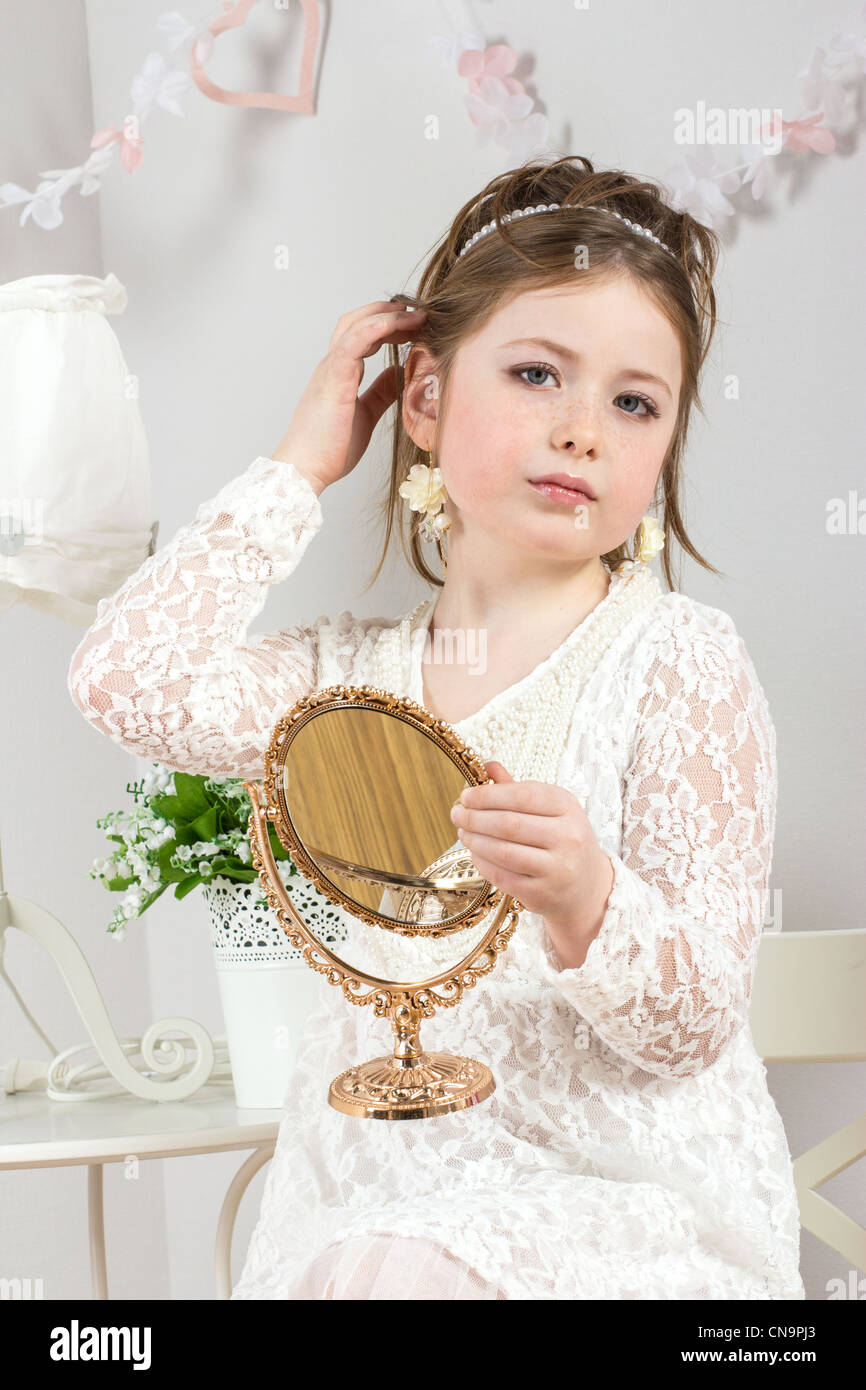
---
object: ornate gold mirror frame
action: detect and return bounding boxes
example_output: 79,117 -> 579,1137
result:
242,685 -> 521,1120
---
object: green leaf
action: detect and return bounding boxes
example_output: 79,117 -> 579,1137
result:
137,883 -> 169,914
155,839 -> 190,884
147,794 -> 184,826
173,874 -> 203,901
109,881 -> 168,927
207,856 -> 249,875
149,773 -> 212,827
188,806 -> 219,839
173,771 -> 214,808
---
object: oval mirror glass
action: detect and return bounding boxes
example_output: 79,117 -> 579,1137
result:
271,700 -> 502,984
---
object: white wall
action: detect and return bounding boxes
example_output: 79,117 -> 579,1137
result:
1,0 -> 863,1301
0,0 -> 174,1300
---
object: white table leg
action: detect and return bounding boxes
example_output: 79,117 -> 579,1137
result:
214,1143 -> 275,1299
87,1163 -> 108,1299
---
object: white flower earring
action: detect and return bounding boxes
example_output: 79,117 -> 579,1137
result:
636,514 -> 665,564
399,448 -> 451,573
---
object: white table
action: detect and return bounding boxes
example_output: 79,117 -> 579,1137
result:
0,1084 -> 280,1298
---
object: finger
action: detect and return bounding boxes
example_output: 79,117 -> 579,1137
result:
460,779 -> 566,814
452,804 -> 556,849
357,364 -> 404,424
462,844 -> 537,899
484,760 -> 514,782
330,312 -> 425,368
333,299 -> 425,331
457,827 -> 548,877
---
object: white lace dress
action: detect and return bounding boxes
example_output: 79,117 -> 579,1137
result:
67,455 -> 806,1301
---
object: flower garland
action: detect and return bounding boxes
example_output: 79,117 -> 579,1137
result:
430,4 -> 866,233
4,6 -> 863,239
0,0 -> 319,231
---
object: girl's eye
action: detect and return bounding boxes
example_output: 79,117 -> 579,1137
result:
512,364 -> 661,420
515,363 -> 559,388
615,392 -> 661,420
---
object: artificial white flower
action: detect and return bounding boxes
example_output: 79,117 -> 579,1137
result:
156,9 -> 216,64
398,463 -> 448,514
799,45 -> 858,128
664,148 -> 741,231
121,888 -> 144,918
465,75 -> 533,140
737,141 -> 780,202
0,179 -> 65,230
77,147 -> 115,197
142,765 -> 174,796
637,516 -> 665,564
497,110 -> 550,162
131,52 -> 192,121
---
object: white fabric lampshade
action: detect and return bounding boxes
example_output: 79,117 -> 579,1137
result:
0,272 -> 155,625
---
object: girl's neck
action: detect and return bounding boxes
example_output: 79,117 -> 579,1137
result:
428,555 -> 611,646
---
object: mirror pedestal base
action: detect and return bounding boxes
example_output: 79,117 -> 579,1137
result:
328,1052 -> 495,1120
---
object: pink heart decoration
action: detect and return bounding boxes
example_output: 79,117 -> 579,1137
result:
191,0 -> 320,114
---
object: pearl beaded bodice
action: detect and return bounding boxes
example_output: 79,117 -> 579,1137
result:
373,560 -> 662,785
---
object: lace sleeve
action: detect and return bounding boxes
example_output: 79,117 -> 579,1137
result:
541,608 -> 777,1078
67,456 -> 326,781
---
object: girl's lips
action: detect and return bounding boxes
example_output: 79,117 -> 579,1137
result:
529,480 -> 595,506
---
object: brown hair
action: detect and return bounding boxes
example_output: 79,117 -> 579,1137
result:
362,154 -> 726,596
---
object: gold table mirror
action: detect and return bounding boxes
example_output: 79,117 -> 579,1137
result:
242,685 -> 521,1121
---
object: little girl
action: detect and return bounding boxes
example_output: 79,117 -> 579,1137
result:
67,155 -> 806,1301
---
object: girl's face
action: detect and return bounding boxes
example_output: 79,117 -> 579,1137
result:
406,276 -> 682,565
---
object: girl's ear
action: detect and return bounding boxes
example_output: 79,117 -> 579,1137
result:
401,343 -> 440,446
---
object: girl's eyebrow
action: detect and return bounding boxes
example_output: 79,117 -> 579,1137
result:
498,336 -> 673,399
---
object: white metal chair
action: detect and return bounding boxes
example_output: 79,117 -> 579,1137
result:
749,927 -> 866,1272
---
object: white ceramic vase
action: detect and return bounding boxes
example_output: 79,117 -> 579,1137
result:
202,861 -> 350,1109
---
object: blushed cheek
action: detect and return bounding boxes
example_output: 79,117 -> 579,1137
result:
605,460 -> 662,534
445,447 -> 508,511
608,427 -> 666,496
440,382 -> 527,507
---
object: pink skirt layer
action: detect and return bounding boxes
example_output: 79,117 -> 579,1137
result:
284,1233 -> 509,1300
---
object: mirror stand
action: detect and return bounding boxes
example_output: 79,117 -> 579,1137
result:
244,781 -> 519,1121
329,995 -> 497,1121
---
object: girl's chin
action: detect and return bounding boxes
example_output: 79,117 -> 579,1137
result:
457,505 -> 608,554
495,530 -> 602,560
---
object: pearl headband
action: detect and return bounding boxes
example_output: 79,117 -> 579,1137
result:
456,202 -> 676,260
